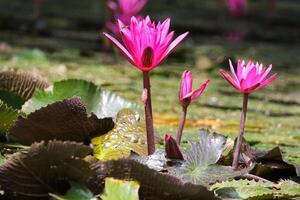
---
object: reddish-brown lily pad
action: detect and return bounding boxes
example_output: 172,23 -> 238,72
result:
90,158 -> 218,200
0,70 -> 49,100
0,140 -> 93,199
8,97 -> 114,145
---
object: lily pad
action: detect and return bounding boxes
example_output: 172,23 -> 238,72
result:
0,100 -> 20,134
0,70 -> 49,100
9,97 -> 114,145
22,79 -> 138,118
90,158 -> 218,200
50,182 -> 95,200
170,129 -> 250,186
210,179 -> 275,200
101,178 -> 140,200
210,179 -> 300,199
251,147 -> 299,179
92,109 -> 147,161
0,140 -> 93,199
0,89 -> 26,109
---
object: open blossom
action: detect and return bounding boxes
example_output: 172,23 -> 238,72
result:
226,0 -> 247,17
219,59 -> 277,94
179,70 -> 210,107
103,16 -> 189,71
106,0 -> 147,35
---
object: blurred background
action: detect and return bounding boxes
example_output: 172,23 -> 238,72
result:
0,1 -> 299,51
0,0 -> 299,159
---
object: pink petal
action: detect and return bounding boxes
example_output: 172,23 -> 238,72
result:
229,59 -> 239,84
243,83 -> 260,94
254,74 -> 277,92
156,32 -> 189,66
219,69 -> 241,91
179,70 -> 193,100
106,1 -> 118,10
242,66 -> 257,89
103,32 -> 135,65
191,80 -> 210,100
258,64 -> 272,82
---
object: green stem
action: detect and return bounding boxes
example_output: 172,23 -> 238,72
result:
232,93 -> 249,170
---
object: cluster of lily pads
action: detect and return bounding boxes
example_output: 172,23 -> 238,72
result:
0,13 -> 299,200
0,68 -> 298,200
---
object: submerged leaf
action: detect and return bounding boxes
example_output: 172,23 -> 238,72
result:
0,70 -> 49,100
22,79 -> 138,118
92,109 -> 147,160
90,159 -> 218,200
0,100 -> 20,134
9,97 -> 114,145
49,182 -> 95,200
101,178 -> 140,200
0,140 -> 93,199
170,129 -> 249,186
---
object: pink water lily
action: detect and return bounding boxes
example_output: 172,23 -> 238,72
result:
220,59 -> 276,170
103,16 -> 189,71
219,59 -> 277,94
103,16 -> 188,155
226,0 -> 247,17
176,70 -> 209,145
106,0 -> 147,35
179,70 -> 210,107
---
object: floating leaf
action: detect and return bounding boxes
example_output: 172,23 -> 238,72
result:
49,182 -> 95,200
251,147 -> 298,179
0,89 -> 26,109
131,150 -> 168,171
23,79 -> 138,118
101,178 -> 140,200
170,129 -> 250,186
0,154 -> 4,165
9,97 -> 114,145
210,179 -> 300,199
0,140 -> 93,199
210,179 -> 275,200
0,70 -> 49,100
0,100 -> 20,134
278,180 -> 300,198
92,109 -> 147,161
90,159 -> 218,200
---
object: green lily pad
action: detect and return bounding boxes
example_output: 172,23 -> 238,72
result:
0,100 -> 20,134
92,109 -> 147,161
170,129 -> 250,186
0,89 -> 26,109
50,182 -> 95,200
22,79 -> 138,118
101,178 -> 140,200
210,179 -> 300,199
0,154 -> 4,165
210,179 -> 275,200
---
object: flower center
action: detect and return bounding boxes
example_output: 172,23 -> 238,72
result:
142,47 -> 154,68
